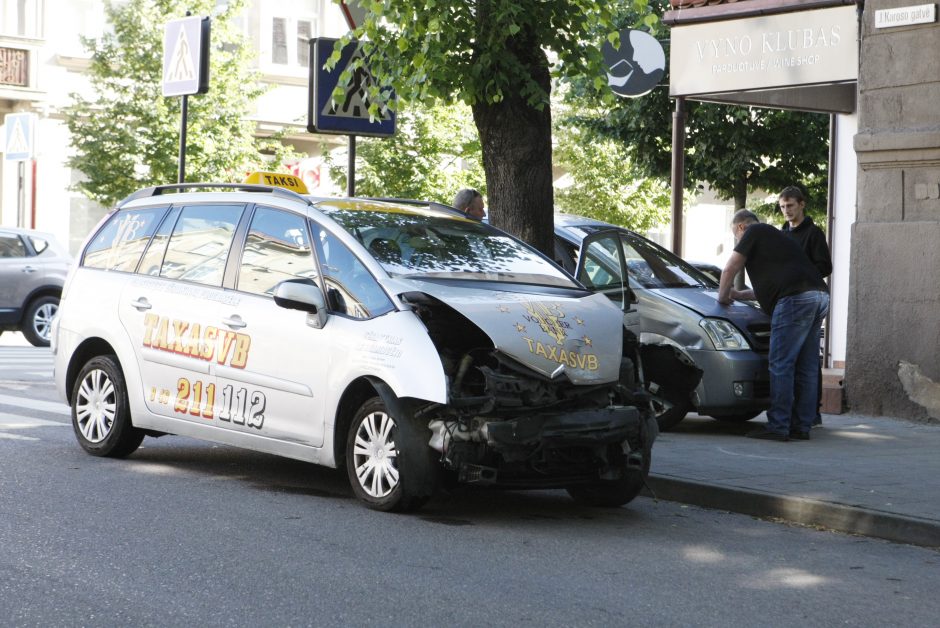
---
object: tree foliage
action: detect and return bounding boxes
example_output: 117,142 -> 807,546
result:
562,0 -> 830,222
66,0 -> 294,207
332,0 -> 632,253
553,124 -> 671,231
326,102 -> 486,204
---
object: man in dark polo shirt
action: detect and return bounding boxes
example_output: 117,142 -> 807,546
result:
718,210 -> 829,441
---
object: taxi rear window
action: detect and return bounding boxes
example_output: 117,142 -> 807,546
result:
83,207 -> 167,272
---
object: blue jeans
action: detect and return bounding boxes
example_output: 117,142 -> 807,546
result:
766,290 -> 830,435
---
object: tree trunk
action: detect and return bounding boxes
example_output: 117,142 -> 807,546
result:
470,43 -> 554,255
733,176 -> 747,210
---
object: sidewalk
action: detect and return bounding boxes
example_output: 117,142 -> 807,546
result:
647,412 -> 940,548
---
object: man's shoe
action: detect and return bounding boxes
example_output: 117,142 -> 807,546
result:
745,427 -> 789,441
789,430 -> 810,440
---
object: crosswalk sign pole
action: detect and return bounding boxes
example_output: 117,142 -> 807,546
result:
178,95 -> 188,183
162,14 -> 210,184
17,161 -> 26,228
347,135 -> 356,197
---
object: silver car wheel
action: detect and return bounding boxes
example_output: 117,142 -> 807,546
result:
32,302 -> 57,342
75,368 -> 117,444
352,410 -> 400,498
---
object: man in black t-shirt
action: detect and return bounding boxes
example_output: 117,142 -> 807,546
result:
779,186 -> 832,427
717,210 -> 829,441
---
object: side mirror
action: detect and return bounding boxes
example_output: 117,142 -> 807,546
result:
274,280 -> 328,329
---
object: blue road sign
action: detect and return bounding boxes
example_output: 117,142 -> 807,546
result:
307,38 -> 396,137
4,113 -> 35,162
162,16 -> 210,97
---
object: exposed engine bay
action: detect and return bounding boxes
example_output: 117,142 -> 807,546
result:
402,291 -> 660,488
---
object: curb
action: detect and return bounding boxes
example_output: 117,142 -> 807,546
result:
645,474 -> 940,549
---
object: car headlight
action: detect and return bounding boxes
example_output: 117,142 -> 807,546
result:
699,318 -> 750,351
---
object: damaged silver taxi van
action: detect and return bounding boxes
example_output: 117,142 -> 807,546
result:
53,179 -> 680,512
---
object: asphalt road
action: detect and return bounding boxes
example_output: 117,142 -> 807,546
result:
2,340 -> 939,626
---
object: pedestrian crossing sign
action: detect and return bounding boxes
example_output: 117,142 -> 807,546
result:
162,16 -> 210,97
307,38 -> 396,137
4,113 -> 35,162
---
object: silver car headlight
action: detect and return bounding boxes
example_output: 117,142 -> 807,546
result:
699,318 -> 750,351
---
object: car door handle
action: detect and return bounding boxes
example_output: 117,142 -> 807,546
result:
222,315 -> 247,330
21,266 -> 37,273
130,297 -> 152,311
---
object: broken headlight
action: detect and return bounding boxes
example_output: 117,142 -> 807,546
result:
699,318 -> 750,351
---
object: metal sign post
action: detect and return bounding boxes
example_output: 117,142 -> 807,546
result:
4,112 -> 36,228
162,15 -> 210,183
347,135 -> 356,197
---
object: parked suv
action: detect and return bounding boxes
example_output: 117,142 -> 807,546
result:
0,227 -> 72,346
54,182 -> 691,512
554,213 -> 771,430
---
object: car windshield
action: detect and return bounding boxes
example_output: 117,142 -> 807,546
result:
319,204 -> 579,289
576,225 -> 717,289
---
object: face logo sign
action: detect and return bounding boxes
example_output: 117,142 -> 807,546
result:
522,302 -> 568,345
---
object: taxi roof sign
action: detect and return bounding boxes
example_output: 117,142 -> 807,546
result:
243,171 -> 308,194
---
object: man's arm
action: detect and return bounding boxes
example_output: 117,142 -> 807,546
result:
718,251 -> 752,305
809,227 -> 833,278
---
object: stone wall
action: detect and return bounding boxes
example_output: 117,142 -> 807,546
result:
848,1 -> 940,421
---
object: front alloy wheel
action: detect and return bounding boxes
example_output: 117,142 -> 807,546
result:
352,409 -> 400,499
345,396 -> 436,512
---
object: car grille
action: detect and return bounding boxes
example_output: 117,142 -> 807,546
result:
747,323 -> 771,353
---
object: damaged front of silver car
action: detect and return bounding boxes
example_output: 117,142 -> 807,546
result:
315,200 -> 699,512
399,284 -> 657,507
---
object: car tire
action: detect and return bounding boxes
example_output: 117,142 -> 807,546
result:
71,355 -> 144,458
710,411 -> 762,423
345,396 -> 436,512
21,295 -> 59,347
566,446 -> 651,508
653,399 -> 691,432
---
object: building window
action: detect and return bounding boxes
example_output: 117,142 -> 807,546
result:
0,0 -> 44,38
265,1 -> 319,71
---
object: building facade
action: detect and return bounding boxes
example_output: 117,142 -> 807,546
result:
665,0 -> 940,421
0,0 -> 348,253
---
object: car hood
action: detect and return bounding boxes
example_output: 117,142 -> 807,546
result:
386,277 -> 624,385
651,287 -> 769,325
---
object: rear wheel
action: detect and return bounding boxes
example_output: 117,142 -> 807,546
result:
345,396 -> 436,512
21,295 -> 59,347
71,355 -> 144,458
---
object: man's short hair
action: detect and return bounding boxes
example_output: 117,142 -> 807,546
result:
732,209 -> 760,226
453,188 -> 481,212
779,185 -> 806,203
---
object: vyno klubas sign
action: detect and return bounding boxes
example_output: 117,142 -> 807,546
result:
670,5 -> 858,97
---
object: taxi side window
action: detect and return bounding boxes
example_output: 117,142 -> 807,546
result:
138,206 -> 181,276
0,233 -> 27,258
238,206 -> 317,296
82,208 -> 166,272
160,204 -> 244,287
312,225 -> 393,319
